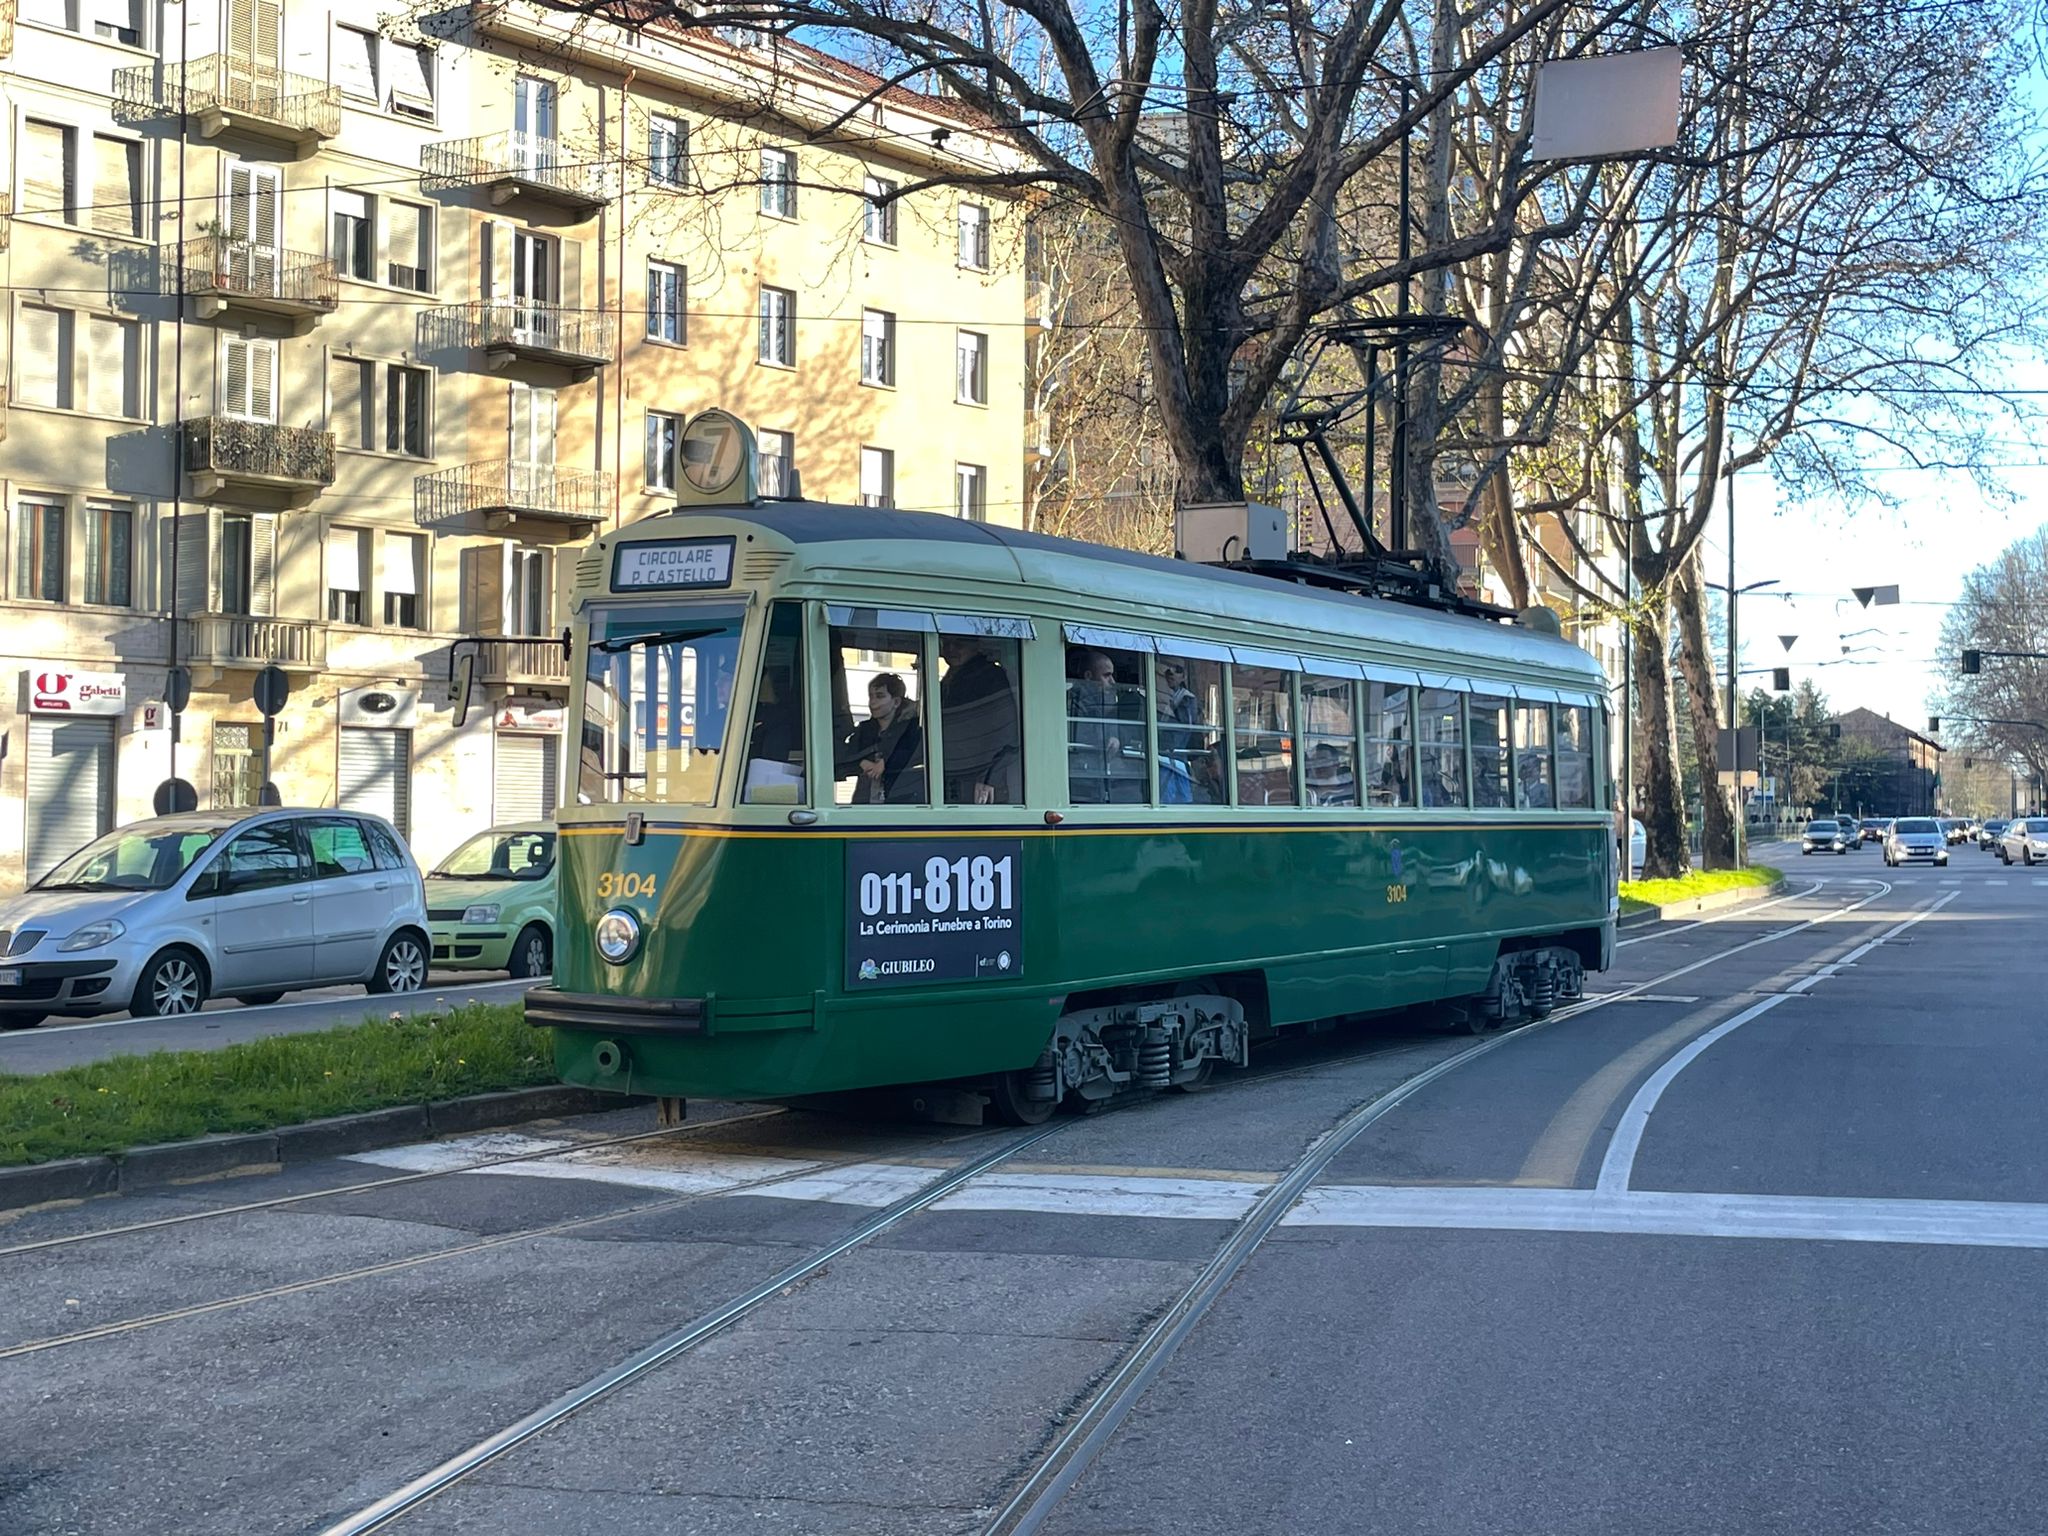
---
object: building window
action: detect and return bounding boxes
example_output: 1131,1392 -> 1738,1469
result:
649,114 -> 688,187
327,526 -> 368,624
83,500 -> 133,607
221,336 -> 277,422
758,429 -> 793,497
645,410 -> 680,492
386,365 -> 429,456
509,545 -> 551,634
861,308 -> 894,386
647,260 -> 685,343
387,43 -> 436,120
955,463 -> 986,522
956,329 -> 988,405
758,286 -> 795,367
22,120 -> 77,226
381,531 -> 424,629
958,202 -> 990,270
335,23 -> 379,99
863,175 -> 897,246
14,498 -> 66,602
386,202 -> 432,291
332,190 -> 374,281
760,147 -> 796,218
220,514 -> 254,615
859,446 -> 894,509
82,314 -> 139,418
332,358 -> 375,449
213,723 -> 259,809
16,306 -> 73,410
92,135 -> 141,238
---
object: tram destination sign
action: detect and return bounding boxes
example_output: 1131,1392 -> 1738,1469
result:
846,838 -> 1023,987
611,536 -> 736,592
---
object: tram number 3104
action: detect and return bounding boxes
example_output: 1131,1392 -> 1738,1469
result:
860,855 -> 1015,918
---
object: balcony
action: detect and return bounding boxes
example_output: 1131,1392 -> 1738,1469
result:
184,417 -> 335,505
186,613 -> 327,673
179,237 -> 338,322
415,460 -> 613,544
480,637 -> 572,687
114,55 -> 340,146
420,133 -> 611,217
429,299 -> 615,377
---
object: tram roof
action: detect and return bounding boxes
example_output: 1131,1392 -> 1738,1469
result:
623,501 -> 1607,690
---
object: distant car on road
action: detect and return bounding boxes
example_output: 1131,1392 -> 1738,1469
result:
1999,818 -> 2048,866
1859,818 -> 1891,843
1884,817 -> 1949,867
0,809 -> 429,1028
1980,819 -> 2010,849
425,823 -> 557,977
1940,818 -> 1971,845
1835,815 -> 1861,849
1802,819 -> 1851,855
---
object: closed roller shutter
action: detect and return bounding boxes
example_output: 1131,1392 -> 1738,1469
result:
339,727 -> 411,842
493,732 -> 559,823
27,717 -> 116,881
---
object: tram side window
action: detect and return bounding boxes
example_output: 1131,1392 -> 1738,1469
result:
1302,675 -> 1359,807
1469,693 -> 1512,808
1234,665 -> 1297,807
1514,702 -> 1555,809
1065,645 -> 1149,805
740,602 -> 808,804
830,623 -> 928,806
1156,653 -> 1226,805
579,604 -> 745,806
939,634 -> 1024,805
1418,687 -> 1466,808
1557,704 -> 1596,808
1366,682 -> 1415,807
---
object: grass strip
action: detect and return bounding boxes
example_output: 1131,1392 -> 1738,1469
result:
0,1002 -> 550,1168
1619,863 -> 1783,915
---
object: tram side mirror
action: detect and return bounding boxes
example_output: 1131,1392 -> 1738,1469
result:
450,651 -> 476,729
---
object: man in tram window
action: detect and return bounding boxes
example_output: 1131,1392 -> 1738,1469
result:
1066,649 -> 1121,804
939,634 -> 1021,804
1518,750 -> 1554,809
837,672 -> 924,804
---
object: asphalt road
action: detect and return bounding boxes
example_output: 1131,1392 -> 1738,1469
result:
1,848 -> 2040,1535
0,974 -> 542,1074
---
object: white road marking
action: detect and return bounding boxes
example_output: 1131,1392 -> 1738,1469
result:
1596,892 -> 1960,1193
351,1132 -> 825,1195
1940,879 -> 1962,886
1987,879 -> 2008,886
1614,880 -> 1828,948
4,978 -> 538,1040
933,1170 -> 1268,1221
1283,1185 -> 2048,1251
1611,994 -> 1703,1004
746,1163 -> 943,1208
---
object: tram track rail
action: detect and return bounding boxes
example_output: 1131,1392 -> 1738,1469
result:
306,874 -> 1906,1535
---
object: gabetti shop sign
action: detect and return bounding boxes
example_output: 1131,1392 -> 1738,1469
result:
28,668 -> 127,715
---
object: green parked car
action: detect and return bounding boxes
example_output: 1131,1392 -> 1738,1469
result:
425,823 -> 557,977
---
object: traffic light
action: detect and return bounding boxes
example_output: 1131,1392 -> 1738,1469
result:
1928,717 -> 1940,733
1771,667 -> 1791,691
1963,649 -> 1981,674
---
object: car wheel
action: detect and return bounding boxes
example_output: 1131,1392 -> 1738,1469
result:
237,991 -> 287,1007
1803,848 -> 1812,856
0,1012 -> 47,1031
368,932 -> 428,995
131,949 -> 207,1018
508,924 -> 552,980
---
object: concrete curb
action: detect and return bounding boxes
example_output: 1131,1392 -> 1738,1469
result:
0,1085 -> 648,1213
1618,877 -> 1788,929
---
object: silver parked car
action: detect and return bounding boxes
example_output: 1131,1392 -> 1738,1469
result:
1999,817 -> 2048,866
1883,816 -> 1948,867
0,809 -> 429,1027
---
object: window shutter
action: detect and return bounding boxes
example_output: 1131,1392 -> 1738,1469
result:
481,219 -> 513,300
466,544 -> 507,634
327,526 -> 362,593
335,25 -> 377,98
532,388 -> 557,465
559,237 -> 583,315
508,383 -> 530,464
223,338 -> 249,417
226,162 -> 254,241
248,338 -> 276,422
173,510 -> 214,615
329,355 -> 363,447
249,165 -> 279,248
17,306 -> 65,409
379,531 -> 419,596
253,0 -> 281,67
92,137 -> 139,238
251,515 -> 277,615
23,121 -> 70,224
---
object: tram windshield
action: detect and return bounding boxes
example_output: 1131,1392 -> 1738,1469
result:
579,603 -> 747,805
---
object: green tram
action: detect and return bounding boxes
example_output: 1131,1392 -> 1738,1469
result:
526,412 -> 1616,1123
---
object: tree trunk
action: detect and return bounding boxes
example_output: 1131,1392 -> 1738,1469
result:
1631,592 -> 1690,879
1674,556 -> 1736,869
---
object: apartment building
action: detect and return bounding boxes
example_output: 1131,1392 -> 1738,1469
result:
0,0 -> 1028,889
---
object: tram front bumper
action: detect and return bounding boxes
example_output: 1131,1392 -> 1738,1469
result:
524,987 -> 707,1036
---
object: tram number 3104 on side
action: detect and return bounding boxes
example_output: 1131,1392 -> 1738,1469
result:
859,855 -> 1015,918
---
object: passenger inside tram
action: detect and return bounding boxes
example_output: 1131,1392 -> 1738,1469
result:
938,635 -> 1023,805
836,673 -> 924,805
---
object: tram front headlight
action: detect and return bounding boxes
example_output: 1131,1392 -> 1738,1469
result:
595,908 -> 641,965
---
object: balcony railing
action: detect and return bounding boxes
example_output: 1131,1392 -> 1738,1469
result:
420,132 -> 611,214
114,55 -> 341,143
185,417 -> 336,500
430,299 -> 615,374
415,460 -> 613,542
186,613 -> 328,672
179,236 -> 338,319
481,637 -> 572,686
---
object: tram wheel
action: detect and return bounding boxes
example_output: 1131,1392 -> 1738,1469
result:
988,1069 -> 1058,1126
1167,1056 -> 1217,1094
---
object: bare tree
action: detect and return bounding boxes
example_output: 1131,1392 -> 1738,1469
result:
1936,529 -> 2048,789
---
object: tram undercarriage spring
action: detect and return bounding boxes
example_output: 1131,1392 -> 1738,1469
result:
1137,1033 -> 1173,1088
